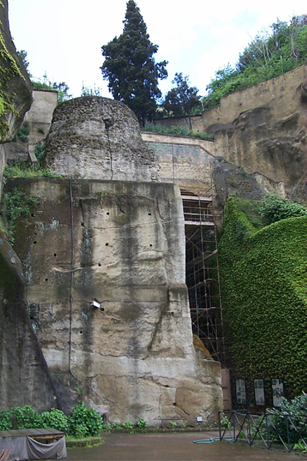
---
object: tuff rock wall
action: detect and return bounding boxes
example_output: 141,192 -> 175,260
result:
0,229 -> 57,411
155,65 -> 307,198
44,97 -> 158,182
8,177 -> 222,424
0,0 -> 59,412
0,0 -> 32,194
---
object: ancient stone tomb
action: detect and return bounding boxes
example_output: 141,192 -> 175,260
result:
9,97 -> 222,424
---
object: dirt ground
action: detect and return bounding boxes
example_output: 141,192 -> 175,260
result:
67,431 -> 304,461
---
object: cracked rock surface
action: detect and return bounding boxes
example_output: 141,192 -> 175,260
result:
44,97 -> 159,182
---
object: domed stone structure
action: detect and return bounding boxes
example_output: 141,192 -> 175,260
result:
44,96 -> 159,181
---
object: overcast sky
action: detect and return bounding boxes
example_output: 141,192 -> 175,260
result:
8,0 -> 307,99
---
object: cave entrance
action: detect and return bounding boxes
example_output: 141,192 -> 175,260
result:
181,190 -> 225,366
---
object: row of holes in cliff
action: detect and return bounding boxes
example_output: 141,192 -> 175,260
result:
68,115 -> 114,378
67,181 -> 157,377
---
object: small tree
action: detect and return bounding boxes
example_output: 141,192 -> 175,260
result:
101,0 -> 168,126
163,73 -> 202,129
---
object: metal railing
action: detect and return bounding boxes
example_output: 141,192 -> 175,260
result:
219,409 -> 307,453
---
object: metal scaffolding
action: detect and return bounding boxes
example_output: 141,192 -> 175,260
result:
181,190 -> 225,366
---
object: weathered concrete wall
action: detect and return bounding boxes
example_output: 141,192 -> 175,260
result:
8,177 -> 222,424
0,230 -> 57,411
44,97 -> 159,181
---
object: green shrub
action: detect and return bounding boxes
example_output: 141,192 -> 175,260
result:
267,393 -> 307,444
68,403 -> 103,438
136,418 -> 148,429
34,142 -> 45,163
0,410 -> 13,431
122,420 -> 134,430
11,406 -> 42,429
41,408 -> 68,432
17,122 -> 30,143
259,194 -> 307,224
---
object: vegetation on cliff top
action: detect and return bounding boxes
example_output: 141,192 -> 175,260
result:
142,122 -> 214,140
203,15 -> 307,109
218,197 -> 307,404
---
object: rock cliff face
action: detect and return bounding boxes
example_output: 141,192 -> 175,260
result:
0,230 -> 57,411
202,66 -> 307,196
0,0 -> 58,412
44,97 -> 159,181
154,65 -> 307,199
0,0 -> 32,193
8,178 -> 222,423
3,95 -> 222,423
0,0 -> 32,142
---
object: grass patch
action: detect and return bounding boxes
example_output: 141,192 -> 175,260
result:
65,435 -> 104,448
142,122 -> 214,141
3,159 -> 61,179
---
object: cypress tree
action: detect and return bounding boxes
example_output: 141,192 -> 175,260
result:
101,0 -> 168,126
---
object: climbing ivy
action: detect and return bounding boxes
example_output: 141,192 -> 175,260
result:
3,186 -> 39,244
218,198 -> 307,404
0,0 -> 26,140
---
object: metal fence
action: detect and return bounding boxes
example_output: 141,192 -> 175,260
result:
219,409 -> 307,453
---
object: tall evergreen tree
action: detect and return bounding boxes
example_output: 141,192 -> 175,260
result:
100,0 -> 168,126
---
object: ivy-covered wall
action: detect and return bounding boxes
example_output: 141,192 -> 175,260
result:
219,198 -> 307,405
0,0 -> 32,142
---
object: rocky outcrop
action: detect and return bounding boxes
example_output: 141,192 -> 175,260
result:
154,65 -> 307,199
0,230 -> 57,411
202,66 -> 307,196
0,0 -> 57,413
44,97 -> 159,181
0,0 -> 32,197
7,177 -> 222,424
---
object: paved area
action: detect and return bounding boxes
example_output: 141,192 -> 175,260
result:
67,431 -> 304,460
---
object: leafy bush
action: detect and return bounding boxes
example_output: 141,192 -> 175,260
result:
122,420 -> 134,430
34,142 -> 45,163
17,122 -> 30,143
68,403 -> 103,438
11,406 -> 42,429
41,408 -> 68,432
0,410 -> 13,431
259,195 -> 307,224
136,418 -> 148,429
267,393 -> 307,444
